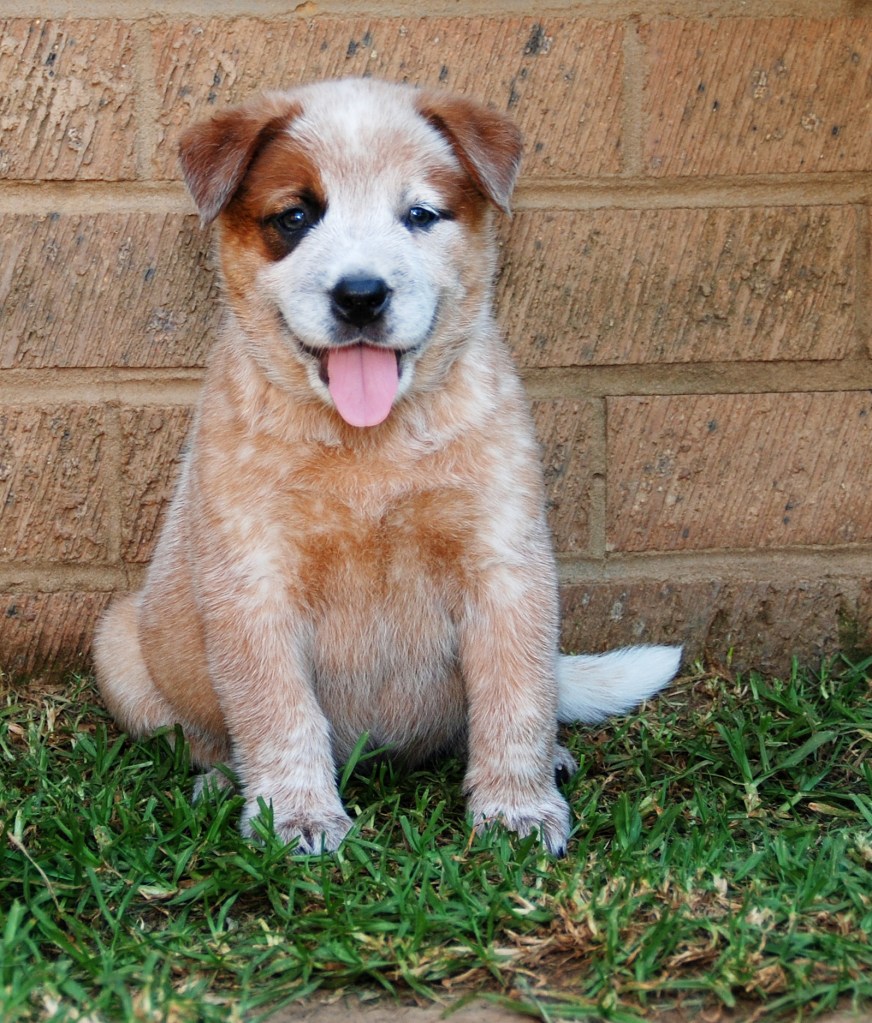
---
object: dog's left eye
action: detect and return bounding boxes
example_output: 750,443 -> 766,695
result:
404,205 -> 441,231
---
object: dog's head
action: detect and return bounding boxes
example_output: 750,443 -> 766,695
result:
179,78 -> 521,428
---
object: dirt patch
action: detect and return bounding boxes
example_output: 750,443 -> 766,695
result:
265,998 -> 510,1023
265,998 -> 872,1023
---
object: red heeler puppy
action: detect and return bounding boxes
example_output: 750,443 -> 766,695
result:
94,78 -> 681,855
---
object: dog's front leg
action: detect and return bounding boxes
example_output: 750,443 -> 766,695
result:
202,600 -> 351,854
460,574 -> 571,856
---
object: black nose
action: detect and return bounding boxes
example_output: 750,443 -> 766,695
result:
330,276 -> 392,327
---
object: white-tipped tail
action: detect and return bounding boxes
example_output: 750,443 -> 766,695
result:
556,645 -> 682,724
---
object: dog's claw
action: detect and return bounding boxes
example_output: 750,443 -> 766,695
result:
279,813 -> 353,854
241,805 -> 353,854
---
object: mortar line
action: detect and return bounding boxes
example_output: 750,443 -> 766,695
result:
585,396 -> 607,560
130,20 -> 161,181
3,360 -> 872,404
0,370 -> 205,405
3,2 -> 871,20
0,182 -> 190,214
101,403 -> 124,567
512,174 -> 872,211
620,15 -> 645,179
854,202 -> 871,361
4,548 -> 872,595
1,176 -> 868,215
0,565 -> 146,592
521,359 -> 872,399
555,547 -> 872,584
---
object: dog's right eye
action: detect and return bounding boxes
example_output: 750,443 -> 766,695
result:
265,200 -> 325,256
274,207 -> 313,235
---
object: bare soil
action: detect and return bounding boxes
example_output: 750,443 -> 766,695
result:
266,996 -> 871,1022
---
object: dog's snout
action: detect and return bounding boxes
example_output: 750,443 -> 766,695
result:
330,276 -> 392,327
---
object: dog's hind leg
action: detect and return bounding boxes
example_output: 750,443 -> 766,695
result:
93,594 -> 225,767
93,595 -> 173,736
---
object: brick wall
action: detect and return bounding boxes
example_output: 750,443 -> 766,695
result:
2,3 -> 871,678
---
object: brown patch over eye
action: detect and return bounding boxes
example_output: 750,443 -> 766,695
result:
222,135 -> 327,262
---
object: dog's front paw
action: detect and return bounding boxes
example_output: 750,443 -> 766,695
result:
241,801 -> 353,854
469,787 -> 572,857
275,811 -> 353,854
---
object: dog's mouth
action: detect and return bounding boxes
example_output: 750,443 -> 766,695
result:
298,340 -> 417,428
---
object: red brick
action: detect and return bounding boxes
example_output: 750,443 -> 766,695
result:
152,17 -> 623,180
0,19 -> 136,179
606,392 -> 872,553
642,18 -> 872,177
0,214 -> 218,369
120,407 -> 193,563
0,406 -> 109,563
0,591 -> 110,678
532,399 -> 599,554
560,577 -> 872,676
497,205 -> 856,368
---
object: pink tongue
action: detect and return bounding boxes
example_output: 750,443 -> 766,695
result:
326,344 -> 399,428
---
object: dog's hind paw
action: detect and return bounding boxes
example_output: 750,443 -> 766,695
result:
192,766 -> 236,802
469,788 -> 572,857
553,743 -> 578,785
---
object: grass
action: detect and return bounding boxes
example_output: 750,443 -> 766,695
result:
1,655 -> 871,1022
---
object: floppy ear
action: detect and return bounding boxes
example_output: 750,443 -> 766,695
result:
416,91 -> 523,214
178,94 -> 300,225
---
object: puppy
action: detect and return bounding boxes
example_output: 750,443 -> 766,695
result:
94,78 -> 680,855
